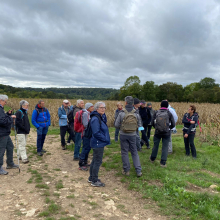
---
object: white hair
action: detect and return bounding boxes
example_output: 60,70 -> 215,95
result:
77,99 -> 83,105
0,94 -> 8,101
20,100 -> 29,107
94,102 -> 106,110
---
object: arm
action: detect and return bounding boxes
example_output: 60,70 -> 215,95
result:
15,111 -> 25,131
47,110 -> 51,126
169,113 -> 175,130
182,113 -> 190,124
152,112 -> 157,128
31,110 -> 39,128
82,112 -> 89,129
146,108 -> 152,124
0,110 -> 13,126
169,108 -> 178,123
115,112 -> 123,129
136,114 -> 143,127
186,116 -> 198,134
91,117 -> 106,142
58,107 -> 67,119
114,110 -> 118,120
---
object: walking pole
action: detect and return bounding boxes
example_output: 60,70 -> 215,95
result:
14,118 -> 20,173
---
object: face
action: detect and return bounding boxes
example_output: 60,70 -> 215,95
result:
22,104 -> 29,110
141,103 -> 146,108
63,102 -> 69,107
148,105 -> 152,108
118,104 -> 123,109
88,106 -> 94,112
188,107 -> 193,114
97,104 -> 106,115
134,103 -> 141,109
39,101 -> 45,108
79,101 -> 84,108
0,99 -> 7,107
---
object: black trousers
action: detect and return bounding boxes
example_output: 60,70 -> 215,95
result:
147,125 -> 152,139
60,126 -> 75,146
141,125 -> 149,147
183,133 -> 196,158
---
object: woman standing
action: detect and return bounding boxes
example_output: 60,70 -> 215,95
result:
182,105 -> 198,158
88,102 -> 110,187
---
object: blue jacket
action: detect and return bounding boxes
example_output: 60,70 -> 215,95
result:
32,104 -> 51,128
90,111 -> 111,148
58,105 -> 73,126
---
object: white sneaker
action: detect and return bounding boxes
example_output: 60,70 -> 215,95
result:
67,143 -> 71,146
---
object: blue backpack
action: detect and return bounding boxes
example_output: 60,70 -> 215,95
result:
84,115 -> 101,139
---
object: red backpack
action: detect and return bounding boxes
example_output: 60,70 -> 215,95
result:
74,110 -> 84,133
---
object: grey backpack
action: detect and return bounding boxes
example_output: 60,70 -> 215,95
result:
121,109 -> 138,133
155,110 -> 170,133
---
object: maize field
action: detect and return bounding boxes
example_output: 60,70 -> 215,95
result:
7,98 -> 220,145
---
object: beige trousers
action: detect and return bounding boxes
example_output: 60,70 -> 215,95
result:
17,134 -> 28,160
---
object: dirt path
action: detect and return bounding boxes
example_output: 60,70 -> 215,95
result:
0,129 -> 167,220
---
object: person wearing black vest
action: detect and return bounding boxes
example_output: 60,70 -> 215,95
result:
15,100 -> 30,164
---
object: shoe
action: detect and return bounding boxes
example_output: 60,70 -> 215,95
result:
67,143 -> 71,146
6,164 -> 19,169
122,171 -> 130,176
168,152 -> 173,155
22,159 -> 29,164
41,149 -> 47,153
73,158 -> 79,161
160,163 -> 167,168
85,163 -> 91,167
62,146 -> 66,150
137,172 -> 142,177
91,180 -> 105,187
149,156 -> 154,163
147,146 -> 151,149
37,152 -> 43,156
79,166 -> 88,171
88,178 -> 100,183
0,166 -> 8,175
19,156 -> 22,161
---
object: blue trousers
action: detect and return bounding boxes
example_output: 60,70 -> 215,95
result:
115,128 -> 120,141
74,132 -> 82,159
37,126 -> 48,152
79,137 -> 91,166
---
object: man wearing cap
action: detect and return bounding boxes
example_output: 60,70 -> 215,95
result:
149,100 -> 175,167
58,100 -> 75,150
78,103 -> 94,171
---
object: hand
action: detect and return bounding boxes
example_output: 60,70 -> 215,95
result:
184,134 -> 188,138
69,102 -> 71,106
190,121 -> 195,124
11,115 -> 16,119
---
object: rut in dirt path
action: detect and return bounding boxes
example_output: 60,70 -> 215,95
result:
0,130 -> 167,220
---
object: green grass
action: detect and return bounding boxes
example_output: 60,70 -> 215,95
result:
104,126 -> 220,220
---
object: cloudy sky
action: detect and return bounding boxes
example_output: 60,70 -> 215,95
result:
0,0 -> 220,88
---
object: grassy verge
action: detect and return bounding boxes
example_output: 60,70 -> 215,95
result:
103,126 -> 220,220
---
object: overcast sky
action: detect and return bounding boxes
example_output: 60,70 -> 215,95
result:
0,0 -> 220,88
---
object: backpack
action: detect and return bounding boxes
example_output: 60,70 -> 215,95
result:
84,115 -> 102,139
121,109 -> 138,133
67,108 -> 75,124
18,109 -> 24,119
74,110 -> 84,133
155,110 -> 170,133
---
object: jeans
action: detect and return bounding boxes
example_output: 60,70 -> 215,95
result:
184,133 -> 196,158
115,128 -> 120,142
141,125 -> 149,147
150,133 -> 170,165
0,136 -> 14,167
89,147 -> 104,182
79,137 -> 91,166
60,125 -> 75,146
37,126 -> 49,152
168,132 -> 172,153
74,132 -> 82,159
120,134 -> 142,174
147,125 -> 152,139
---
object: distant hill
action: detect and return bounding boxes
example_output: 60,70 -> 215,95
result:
0,84 -> 119,100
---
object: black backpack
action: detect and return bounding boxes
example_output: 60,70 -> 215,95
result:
155,110 -> 170,133
67,108 -> 75,124
84,115 -> 102,139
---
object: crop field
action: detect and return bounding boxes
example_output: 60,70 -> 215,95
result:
7,98 -> 220,144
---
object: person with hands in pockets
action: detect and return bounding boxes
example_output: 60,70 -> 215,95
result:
32,100 -> 51,156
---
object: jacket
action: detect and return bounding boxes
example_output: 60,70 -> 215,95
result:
58,105 -> 73,126
147,107 -> 155,125
182,112 -> 198,134
114,109 -> 122,121
15,108 -> 30,134
115,105 -> 142,136
168,105 -> 178,131
31,104 -> 51,128
90,111 -> 111,148
0,105 -> 13,137
152,108 -> 175,136
139,107 -> 152,126
73,105 -> 83,118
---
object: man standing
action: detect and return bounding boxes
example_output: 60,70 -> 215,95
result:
0,94 -> 19,175
79,103 -> 94,171
73,100 -> 84,160
115,96 -> 142,177
150,100 -> 175,167
58,100 -> 75,150
146,103 -> 155,141
32,100 -> 51,156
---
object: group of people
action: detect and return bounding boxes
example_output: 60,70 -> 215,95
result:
0,94 -> 199,187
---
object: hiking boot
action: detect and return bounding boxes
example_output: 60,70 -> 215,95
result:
122,171 -> 130,176
137,172 -> 142,177
85,163 -> 91,167
6,164 -> 19,169
168,152 -> 173,155
22,159 -> 29,164
149,156 -> 154,163
62,146 -> 66,150
0,166 -> 8,175
79,166 -> 88,171
37,152 -> 43,156
88,178 -> 100,183
91,180 -> 105,187
137,148 -> 142,152
19,156 -> 22,160
67,143 -> 71,146
41,149 -> 47,153
73,158 -> 79,161
160,163 -> 167,168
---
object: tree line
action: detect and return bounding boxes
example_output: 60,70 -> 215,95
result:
108,76 -> 220,103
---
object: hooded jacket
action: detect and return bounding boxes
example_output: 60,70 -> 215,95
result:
90,111 -> 110,148
31,104 -> 51,128
58,105 -> 73,126
0,105 -> 13,137
73,105 -> 83,118
15,108 -> 30,134
182,112 -> 198,134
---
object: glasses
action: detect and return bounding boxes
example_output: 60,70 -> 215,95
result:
99,107 -> 106,110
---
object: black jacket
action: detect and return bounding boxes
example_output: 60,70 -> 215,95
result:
139,107 -> 152,126
0,105 -> 13,137
182,112 -> 198,134
15,108 -> 30,134
152,108 -> 175,136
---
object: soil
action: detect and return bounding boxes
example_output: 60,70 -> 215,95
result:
0,129 -> 167,220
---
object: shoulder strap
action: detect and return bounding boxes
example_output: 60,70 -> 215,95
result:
18,110 -> 24,119
131,109 -> 136,114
